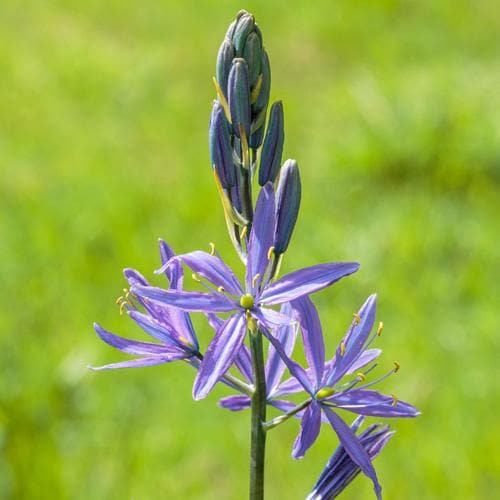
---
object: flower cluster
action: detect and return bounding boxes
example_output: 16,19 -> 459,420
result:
91,10 -> 418,499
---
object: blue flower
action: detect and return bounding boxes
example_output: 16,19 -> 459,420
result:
132,183 -> 359,400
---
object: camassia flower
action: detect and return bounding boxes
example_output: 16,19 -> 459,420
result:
132,183 -> 360,400
307,416 -> 394,500
264,294 -> 419,499
90,240 -> 200,370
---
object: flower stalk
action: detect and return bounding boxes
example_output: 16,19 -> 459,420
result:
249,328 -> 267,500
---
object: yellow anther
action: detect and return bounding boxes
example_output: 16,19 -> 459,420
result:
357,372 -> 366,381
353,313 -> 361,325
377,321 -> 384,336
393,361 -> 400,373
209,242 -> 216,256
252,274 -> 261,288
192,273 -> 201,282
178,336 -> 194,349
119,301 -> 127,315
217,286 -> 225,293
115,295 -> 124,305
340,342 -> 346,356
316,387 -> 335,399
240,225 -> 248,240
391,394 -> 398,407
267,246 -> 275,260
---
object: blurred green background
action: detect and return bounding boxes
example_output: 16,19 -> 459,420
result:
1,0 -> 499,498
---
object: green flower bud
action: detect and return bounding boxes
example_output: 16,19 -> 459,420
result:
228,58 -> 251,140
274,159 -> 301,254
259,101 -> 284,185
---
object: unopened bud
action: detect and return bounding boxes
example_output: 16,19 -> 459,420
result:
259,101 -> 284,185
231,12 -> 255,56
228,58 -> 251,140
216,39 -> 235,99
209,101 -> 236,188
274,160 -> 301,254
243,32 -> 262,87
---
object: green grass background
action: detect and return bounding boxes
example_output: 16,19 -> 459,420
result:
1,0 -> 499,498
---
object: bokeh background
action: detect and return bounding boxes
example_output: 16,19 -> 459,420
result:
1,0 -> 499,498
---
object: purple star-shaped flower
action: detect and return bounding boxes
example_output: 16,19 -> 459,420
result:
90,240 -> 200,370
132,183 -> 359,400
264,294 -> 419,500
307,416 -> 394,500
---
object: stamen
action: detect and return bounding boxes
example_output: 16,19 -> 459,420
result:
267,246 -> 275,260
340,342 -> 346,356
217,286 -> 225,293
356,372 -> 366,381
209,242 -> 216,256
353,313 -> 361,325
377,321 -> 384,336
252,274 -> 261,288
393,361 -> 400,372
240,225 -> 248,240
192,273 -> 201,282
115,295 -> 124,305
391,394 -> 398,407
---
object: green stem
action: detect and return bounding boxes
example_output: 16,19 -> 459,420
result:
249,329 -> 267,500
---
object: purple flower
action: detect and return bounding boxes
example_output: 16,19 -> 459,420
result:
90,240 -> 200,371
264,294 -> 419,500
132,183 -> 359,400
307,417 -> 394,500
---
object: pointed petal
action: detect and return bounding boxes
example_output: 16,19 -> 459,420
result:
158,239 -> 184,287
292,296 -> 325,390
266,303 -> 298,395
325,294 -> 377,386
218,395 -> 252,411
89,355 -> 185,371
260,262 -> 360,305
193,313 -> 247,400
127,310 -> 179,347
93,323 -> 179,356
252,306 -> 294,329
246,183 -> 276,293
345,349 -> 382,375
323,407 -> 382,500
234,344 -> 253,383
262,327 -> 314,394
292,402 -> 322,459
175,251 -> 243,296
132,286 -> 237,313
331,389 -> 420,418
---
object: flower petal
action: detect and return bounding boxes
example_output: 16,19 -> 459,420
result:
260,262 -> 360,305
292,296 -> 325,390
292,402 -> 322,459
218,395 -> 251,411
322,407 -> 382,500
266,303 -> 298,396
345,349 -> 382,375
246,183 -> 276,293
176,250 -> 243,296
234,344 -> 253,383
132,286 -> 237,313
262,327 -> 314,394
330,389 -> 420,418
93,323 -> 179,356
252,306 -> 294,329
158,239 -> 183,288
193,313 -> 247,400
325,294 -> 377,386
89,355 -> 185,371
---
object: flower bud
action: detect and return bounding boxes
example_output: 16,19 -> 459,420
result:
243,32 -> 262,88
209,101 -> 235,188
216,39 -> 234,99
228,58 -> 251,140
258,101 -> 284,185
274,160 -> 301,254
252,50 -> 271,113
231,12 -> 255,56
